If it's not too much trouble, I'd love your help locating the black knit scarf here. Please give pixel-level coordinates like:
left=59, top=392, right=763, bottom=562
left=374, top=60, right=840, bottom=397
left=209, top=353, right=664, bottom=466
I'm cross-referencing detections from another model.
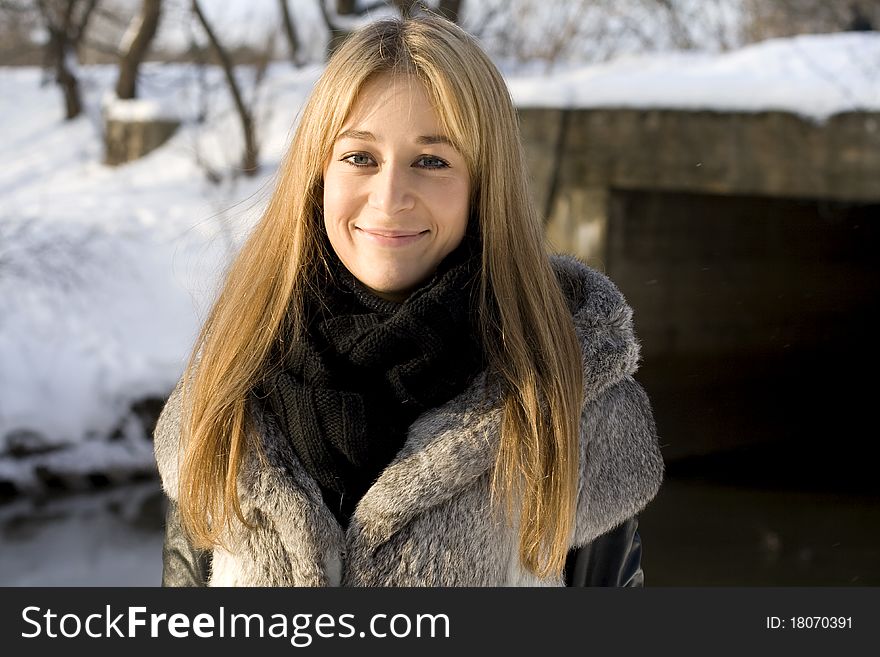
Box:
left=262, top=237, right=485, bottom=528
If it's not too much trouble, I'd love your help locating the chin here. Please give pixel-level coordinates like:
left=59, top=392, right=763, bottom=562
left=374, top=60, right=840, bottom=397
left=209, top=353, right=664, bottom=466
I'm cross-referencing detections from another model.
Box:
left=360, top=266, right=423, bottom=294
left=369, top=278, right=415, bottom=296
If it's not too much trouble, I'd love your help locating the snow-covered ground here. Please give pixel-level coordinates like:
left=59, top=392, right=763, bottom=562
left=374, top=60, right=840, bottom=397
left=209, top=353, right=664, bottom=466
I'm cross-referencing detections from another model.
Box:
left=1, top=31, right=878, bottom=494
left=0, top=62, right=323, bottom=492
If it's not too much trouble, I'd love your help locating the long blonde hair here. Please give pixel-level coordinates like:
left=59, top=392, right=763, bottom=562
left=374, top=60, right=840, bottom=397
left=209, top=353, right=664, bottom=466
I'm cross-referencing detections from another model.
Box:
left=177, top=14, right=583, bottom=579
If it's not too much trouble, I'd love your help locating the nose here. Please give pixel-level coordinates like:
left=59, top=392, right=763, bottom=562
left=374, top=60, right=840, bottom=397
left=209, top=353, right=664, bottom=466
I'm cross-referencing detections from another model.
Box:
left=368, top=164, right=415, bottom=216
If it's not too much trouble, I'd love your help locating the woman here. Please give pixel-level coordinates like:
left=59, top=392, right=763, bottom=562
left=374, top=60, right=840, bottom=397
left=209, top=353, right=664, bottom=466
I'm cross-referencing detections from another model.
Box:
left=154, top=14, right=664, bottom=587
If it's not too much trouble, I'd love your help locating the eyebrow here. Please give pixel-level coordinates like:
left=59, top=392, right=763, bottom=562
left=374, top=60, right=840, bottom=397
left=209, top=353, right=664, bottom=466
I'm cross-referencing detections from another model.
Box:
left=336, top=129, right=455, bottom=147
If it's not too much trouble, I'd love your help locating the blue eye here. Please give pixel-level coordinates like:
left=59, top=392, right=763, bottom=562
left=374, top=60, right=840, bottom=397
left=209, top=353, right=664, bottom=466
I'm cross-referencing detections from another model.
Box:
left=417, top=155, right=449, bottom=169
left=342, top=153, right=374, bottom=167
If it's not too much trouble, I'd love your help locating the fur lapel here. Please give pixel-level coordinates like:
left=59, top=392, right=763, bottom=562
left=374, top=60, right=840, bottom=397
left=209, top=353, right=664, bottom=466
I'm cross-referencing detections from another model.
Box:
left=153, top=255, right=663, bottom=586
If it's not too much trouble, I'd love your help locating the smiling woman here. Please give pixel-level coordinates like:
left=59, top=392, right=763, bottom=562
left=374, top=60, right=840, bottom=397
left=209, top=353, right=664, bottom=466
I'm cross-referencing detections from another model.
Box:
left=153, top=13, right=663, bottom=587
left=323, top=74, right=471, bottom=302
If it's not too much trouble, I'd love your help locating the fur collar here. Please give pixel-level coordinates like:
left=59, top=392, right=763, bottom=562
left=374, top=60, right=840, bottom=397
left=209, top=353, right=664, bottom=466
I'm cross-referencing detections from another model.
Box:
left=153, top=255, right=663, bottom=585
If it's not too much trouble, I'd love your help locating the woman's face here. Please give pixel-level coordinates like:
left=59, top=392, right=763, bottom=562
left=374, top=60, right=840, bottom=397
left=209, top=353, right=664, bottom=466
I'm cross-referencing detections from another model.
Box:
left=322, top=73, right=471, bottom=302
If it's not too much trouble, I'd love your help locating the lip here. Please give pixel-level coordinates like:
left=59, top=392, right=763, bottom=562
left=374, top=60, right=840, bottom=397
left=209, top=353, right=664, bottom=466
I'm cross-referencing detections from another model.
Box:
left=356, top=226, right=428, bottom=247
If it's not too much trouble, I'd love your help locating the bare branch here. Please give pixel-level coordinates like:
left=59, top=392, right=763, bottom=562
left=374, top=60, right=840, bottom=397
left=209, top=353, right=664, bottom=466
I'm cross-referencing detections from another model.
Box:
left=466, top=0, right=503, bottom=39
left=90, top=3, right=131, bottom=29
left=35, top=0, right=93, bottom=119
left=191, top=0, right=259, bottom=175
left=71, top=0, right=99, bottom=43
left=317, top=0, right=351, bottom=57
left=80, top=35, right=122, bottom=57
left=277, top=0, right=299, bottom=65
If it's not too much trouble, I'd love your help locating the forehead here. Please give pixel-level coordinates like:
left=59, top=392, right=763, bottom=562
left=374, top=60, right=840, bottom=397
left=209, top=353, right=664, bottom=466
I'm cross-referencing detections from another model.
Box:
left=338, top=73, right=442, bottom=135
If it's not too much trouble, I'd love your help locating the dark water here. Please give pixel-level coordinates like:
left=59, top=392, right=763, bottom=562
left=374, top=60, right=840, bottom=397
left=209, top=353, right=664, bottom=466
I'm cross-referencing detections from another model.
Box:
left=640, top=478, right=880, bottom=586
left=633, top=351, right=880, bottom=585
left=607, top=188, right=880, bottom=584
left=0, top=481, right=165, bottom=586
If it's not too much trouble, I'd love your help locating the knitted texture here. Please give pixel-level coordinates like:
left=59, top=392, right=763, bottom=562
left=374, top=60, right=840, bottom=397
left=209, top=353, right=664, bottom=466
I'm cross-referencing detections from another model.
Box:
left=263, top=238, right=485, bottom=528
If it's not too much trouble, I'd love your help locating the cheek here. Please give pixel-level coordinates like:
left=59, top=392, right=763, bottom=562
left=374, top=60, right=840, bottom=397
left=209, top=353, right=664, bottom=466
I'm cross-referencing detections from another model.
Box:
left=322, top=175, right=351, bottom=258
left=439, top=179, right=470, bottom=237
left=322, top=182, right=360, bottom=256
left=322, top=173, right=344, bottom=220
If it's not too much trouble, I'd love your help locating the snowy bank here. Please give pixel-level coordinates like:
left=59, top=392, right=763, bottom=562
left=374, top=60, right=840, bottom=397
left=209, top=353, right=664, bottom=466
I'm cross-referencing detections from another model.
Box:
left=0, top=62, right=321, bottom=494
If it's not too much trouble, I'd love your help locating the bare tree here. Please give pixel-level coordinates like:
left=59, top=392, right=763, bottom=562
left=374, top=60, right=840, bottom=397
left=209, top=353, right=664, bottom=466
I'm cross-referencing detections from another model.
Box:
left=115, top=0, right=161, bottom=99
left=651, top=0, right=696, bottom=49
left=35, top=0, right=99, bottom=120
left=191, top=0, right=260, bottom=176
left=0, top=1, right=43, bottom=65
left=277, top=0, right=300, bottom=65
left=742, top=0, right=879, bottom=42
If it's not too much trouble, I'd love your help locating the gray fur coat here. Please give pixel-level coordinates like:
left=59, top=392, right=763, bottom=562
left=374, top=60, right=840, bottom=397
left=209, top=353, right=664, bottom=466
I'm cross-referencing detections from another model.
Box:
left=153, top=255, right=664, bottom=586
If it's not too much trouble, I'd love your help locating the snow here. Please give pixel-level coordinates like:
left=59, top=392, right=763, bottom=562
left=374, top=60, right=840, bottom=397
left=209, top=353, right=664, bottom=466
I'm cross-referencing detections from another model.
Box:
left=509, top=32, right=880, bottom=121
left=0, top=62, right=321, bottom=489
left=1, top=31, right=878, bottom=491
left=102, top=94, right=181, bottom=122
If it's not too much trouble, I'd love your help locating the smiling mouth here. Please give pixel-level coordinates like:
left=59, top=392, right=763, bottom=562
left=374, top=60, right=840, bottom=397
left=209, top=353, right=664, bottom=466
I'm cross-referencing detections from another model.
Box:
left=357, top=227, right=429, bottom=238
left=355, top=227, right=429, bottom=246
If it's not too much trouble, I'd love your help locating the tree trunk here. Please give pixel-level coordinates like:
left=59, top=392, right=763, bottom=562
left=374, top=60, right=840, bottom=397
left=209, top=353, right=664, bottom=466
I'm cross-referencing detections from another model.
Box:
left=58, top=49, right=82, bottom=119
left=191, top=0, right=258, bottom=175
left=115, top=0, right=162, bottom=99
left=278, top=0, right=299, bottom=64
left=37, top=0, right=99, bottom=120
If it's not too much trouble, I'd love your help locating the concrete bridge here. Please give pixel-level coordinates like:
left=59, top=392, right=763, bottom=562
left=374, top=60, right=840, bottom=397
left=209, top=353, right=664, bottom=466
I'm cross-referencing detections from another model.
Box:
left=521, top=108, right=880, bottom=475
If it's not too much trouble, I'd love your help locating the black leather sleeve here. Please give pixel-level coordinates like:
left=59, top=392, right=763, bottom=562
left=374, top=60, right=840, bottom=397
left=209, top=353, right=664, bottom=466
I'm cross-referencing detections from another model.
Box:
left=161, top=499, right=211, bottom=587
left=564, top=516, right=644, bottom=587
